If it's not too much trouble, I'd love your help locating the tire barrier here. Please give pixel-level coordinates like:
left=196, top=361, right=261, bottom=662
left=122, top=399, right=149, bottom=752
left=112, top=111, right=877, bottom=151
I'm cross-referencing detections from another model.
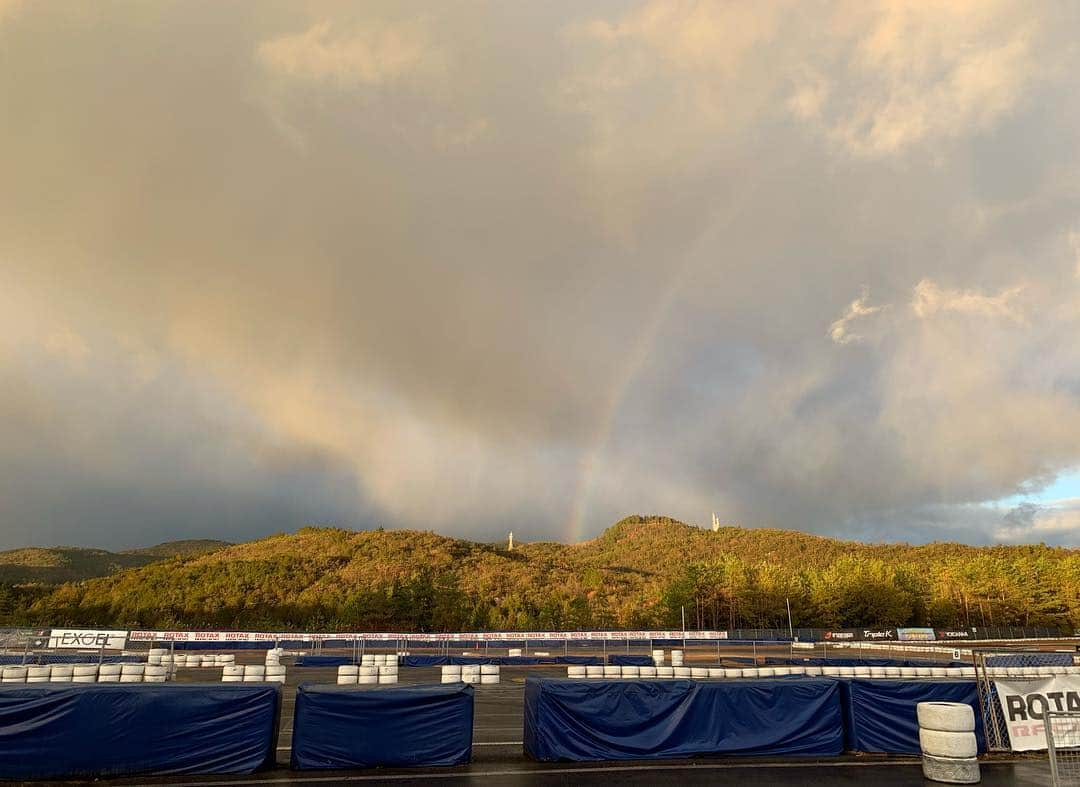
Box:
left=1, top=663, right=173, bottom=684
left=290, top=683, right=474, bottom=769
left=0, top=684, right=280, bottom=780
left=439, top=664, right=499, bottom=685
left=917, top=701, right=980, bottom=783
left=524, top=677, right=844, bottom=761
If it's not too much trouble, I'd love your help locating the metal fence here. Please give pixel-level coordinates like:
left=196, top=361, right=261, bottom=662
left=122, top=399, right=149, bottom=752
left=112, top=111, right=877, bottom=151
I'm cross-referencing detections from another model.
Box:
left=972, top=647, right=1079, bottom=752
left=1048, top=712, right=1080, bottom=785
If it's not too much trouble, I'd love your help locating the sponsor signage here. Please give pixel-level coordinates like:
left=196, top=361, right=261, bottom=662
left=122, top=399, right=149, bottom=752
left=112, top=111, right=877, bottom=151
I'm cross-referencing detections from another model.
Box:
left=896, top=627, right=936, bottom=642
left=48, top=629, right=127, bottom=650
left=862, top=629, right=896, bottom=640
left=994, top=676, right=1080, bottom=751
left=128, top=629, right=730, bottom=643
left=936, top=629, right=973, bottom=640
left=823, top=628, right=897, bottom=641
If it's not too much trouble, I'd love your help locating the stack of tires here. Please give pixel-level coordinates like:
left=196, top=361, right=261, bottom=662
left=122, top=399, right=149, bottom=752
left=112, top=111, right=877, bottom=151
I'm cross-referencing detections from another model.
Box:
left=651, top=649, right=664, bottom=666
left=441, top=665, right=462, bottom=683
left=670, top=650, right=684, bottom=667
left=917, top=702, right=980, bottom=784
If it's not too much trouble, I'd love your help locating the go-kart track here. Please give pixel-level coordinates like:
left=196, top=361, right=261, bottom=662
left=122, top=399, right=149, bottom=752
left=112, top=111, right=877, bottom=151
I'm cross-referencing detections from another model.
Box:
left=21, top=637, right=1067, bottom=786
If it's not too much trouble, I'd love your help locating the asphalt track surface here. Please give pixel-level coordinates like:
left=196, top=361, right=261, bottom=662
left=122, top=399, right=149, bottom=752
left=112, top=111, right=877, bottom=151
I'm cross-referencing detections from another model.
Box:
left=62, top=642, right=1076, bottom=785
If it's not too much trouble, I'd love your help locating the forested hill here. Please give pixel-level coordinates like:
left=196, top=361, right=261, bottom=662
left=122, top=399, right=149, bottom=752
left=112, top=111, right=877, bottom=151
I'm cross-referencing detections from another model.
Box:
left=0, top=540, right=230, bottom=584
left=6, top=517, right=1080, bottom=632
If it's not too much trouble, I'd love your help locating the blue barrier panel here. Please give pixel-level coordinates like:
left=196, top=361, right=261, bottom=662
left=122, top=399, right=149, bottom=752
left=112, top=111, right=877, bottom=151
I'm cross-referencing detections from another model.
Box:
left=987, top=653, right=1072, bottom=667
left=291, top=683, right=474, bottom=769
left=293, top=655, right=355, bottom=667
left=523, top=678, right=843, bottom=761
left=608, top=655, right=654, bottom=667
left=404, top=655, right=448, bottom=666
left=841, top=678, right=984, bottom=754
left=0, top=683, right=279, bottom=780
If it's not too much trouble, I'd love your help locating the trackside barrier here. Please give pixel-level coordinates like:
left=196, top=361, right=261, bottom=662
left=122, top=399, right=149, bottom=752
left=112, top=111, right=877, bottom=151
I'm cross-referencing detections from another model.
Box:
left=290, top=683, right=474, bottom=769
left=523, top=678, right=845, bottom=761
left=0, top=683, right=280, bottom=780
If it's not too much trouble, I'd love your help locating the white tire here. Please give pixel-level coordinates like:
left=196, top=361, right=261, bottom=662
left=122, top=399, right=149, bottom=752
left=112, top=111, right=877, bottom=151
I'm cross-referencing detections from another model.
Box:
left=586, top=666, right=604, bottom=678
left=361, top=655, right=375, bottom=664
left=244, top=665, right=265, bottom=678
left=27, top=666, right=51, bottom=680
left=707, top=668, right=724, bottom=678
left=50, top=667, right=74, bottom=681
left=567, top=666, right=587, bottom=678
left=724, top=668, right=742, bottom=678
left=837, top=667, right=855, bottom=677
left=73, top=666, right=98, bottom=678
left=921, top=753, right=980, bottom=784
left=919, top=729, right=977, bottom=759
left=916, top=667, right=933, bottom=677
left=822, top=667, right=841, bottom=676
left=885, top=667, right=901, bottom=677
left=118, top=674, right=142, bottom=683
left=358, top=666, right=378, bottom=677
left=480, top=674, right=500, bottom=684
left=266, top=665, right=286, bottom=677
left=854, top=667, right=871, bottom=677
left=242, top=675, right=263, bottom=682
left=222, top=674, right=243, bottom=682
left=757, top=668, right=775, bottom=678
left=480, top=664, right=499, bottom=675
left=805, top=666, right=823, bottom=676
left=622, top=667, right=640, bottom=678
left=773, top=667, right=791, bottom=676
left=98, top=674, right=121, bottom=682
left=99, top=664, right=122, bottom=676
left=2, top=667, right=28, bottom=680
left=378, top=674, right=398, bottom=684
left=339, top=665, right=359, bottom=677
left=120, top=665, right=143, bottom=676
left=603, top=666, right=620, bottom=678
left=462, top=674, right=479, bottom=684
left=640, top=666, right=657, bottom=678
left=917, top=702, right=975, bottom=733
left=145, top=666, right=167, bottom=679
left=900, top=667, right=918, bottom=677
left=357, top=675, right=378, bottom=684
left=740, top=668, right=758, bottom=678
left=690, top=668, right=708, bottom=679
left=931, top=667, right=949, bottom=677
left=656, top=667, right=674, bottom=678
left=674, top=667, right=692, bottom=678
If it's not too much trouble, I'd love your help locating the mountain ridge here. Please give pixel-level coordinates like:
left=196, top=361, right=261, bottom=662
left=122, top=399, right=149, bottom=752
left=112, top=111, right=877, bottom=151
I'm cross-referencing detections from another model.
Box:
left=4, top=516, right=1077, bottom=633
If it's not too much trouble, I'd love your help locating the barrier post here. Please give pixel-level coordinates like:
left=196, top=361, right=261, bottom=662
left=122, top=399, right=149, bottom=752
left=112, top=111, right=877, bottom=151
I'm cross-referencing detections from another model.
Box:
left=752, top=641, right=757, bottom=663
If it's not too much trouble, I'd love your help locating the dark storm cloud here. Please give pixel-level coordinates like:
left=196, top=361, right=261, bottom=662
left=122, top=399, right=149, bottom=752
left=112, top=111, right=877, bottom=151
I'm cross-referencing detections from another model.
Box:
left=2, top=0, right=1080, bottom=548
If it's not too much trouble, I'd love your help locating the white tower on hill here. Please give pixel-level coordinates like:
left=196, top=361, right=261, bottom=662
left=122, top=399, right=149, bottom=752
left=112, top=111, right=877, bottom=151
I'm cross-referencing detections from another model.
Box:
left=711, top=513, right=720, bottom=532
left=508, top=531, right=514, bottom=551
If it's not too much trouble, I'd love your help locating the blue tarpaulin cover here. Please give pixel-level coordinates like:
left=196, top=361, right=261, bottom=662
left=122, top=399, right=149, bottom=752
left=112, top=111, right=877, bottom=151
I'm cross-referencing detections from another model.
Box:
left=0, top=683, right=280, bottom=780
left=404, top=655, right=603, bottom=667
left=523, top=678, right=843, bottom=761
left=608, top=655, right=655, bottom=666
left=291, top=683, right=474, bottom=769
left=293, top=655, right=358, bottom=667
left=841, top=678, right=984, bottom=754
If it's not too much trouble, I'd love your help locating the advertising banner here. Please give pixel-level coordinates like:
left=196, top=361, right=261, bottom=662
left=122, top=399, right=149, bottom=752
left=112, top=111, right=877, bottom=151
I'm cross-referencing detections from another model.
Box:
left=128, top=630, right=730, bottom=643
left=936, top=629, right=974, bottom=640
left=896, top=627, right=936, bottom=642
left=48, top=629, right=128, bottom=650
left=994, top=675, right=1080, bottom=751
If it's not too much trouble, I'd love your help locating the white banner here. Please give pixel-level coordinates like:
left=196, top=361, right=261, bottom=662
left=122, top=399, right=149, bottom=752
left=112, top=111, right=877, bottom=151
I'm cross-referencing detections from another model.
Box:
left=994, top=675, right=1080, bottom=751
left=128, top=629, right=729, bottom=643
left=48, top=629, right=127, bottom=650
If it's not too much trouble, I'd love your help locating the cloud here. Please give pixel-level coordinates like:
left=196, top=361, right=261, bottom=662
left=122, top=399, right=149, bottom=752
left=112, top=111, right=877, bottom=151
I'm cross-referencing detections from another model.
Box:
left=995, top=499, right=1080, bottom=542
left=1, top=1, right=1080, bottom=549
left=911, top=278, right=1026, bottom=322
left=829, top=287, right=886, bottom=345
left=257, top=18, right=442, bottom=87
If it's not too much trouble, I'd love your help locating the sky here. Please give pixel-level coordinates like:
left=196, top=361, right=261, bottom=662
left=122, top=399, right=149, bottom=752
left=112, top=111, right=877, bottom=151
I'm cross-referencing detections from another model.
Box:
left=2, top=0, right=1080, bottom=550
